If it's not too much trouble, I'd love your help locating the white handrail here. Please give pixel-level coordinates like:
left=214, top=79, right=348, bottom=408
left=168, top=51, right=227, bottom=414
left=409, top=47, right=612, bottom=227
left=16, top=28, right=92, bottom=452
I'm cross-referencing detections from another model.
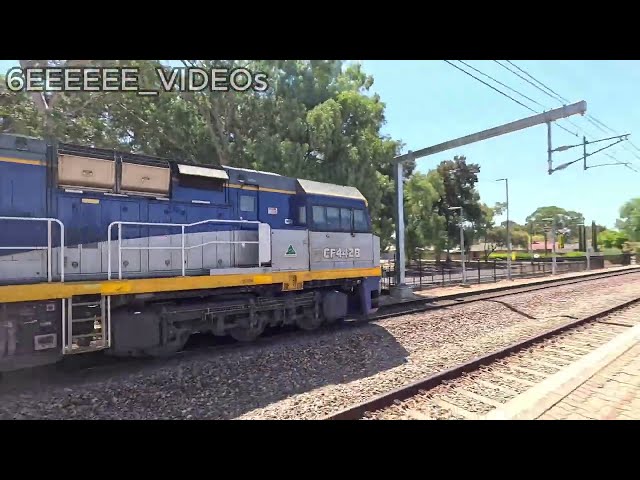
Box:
left=0, top=216, right=65, bottom=282
left=107, top=218, right=262, bottom=280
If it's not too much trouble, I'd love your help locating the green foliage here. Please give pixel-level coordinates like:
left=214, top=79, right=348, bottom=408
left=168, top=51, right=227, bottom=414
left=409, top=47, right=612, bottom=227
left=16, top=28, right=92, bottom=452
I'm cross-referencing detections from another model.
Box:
left=404, top=171, right=445, bottom=260
left=525, top=206, right=585, bottom=240
left=1, top=60, right=403, bottom=247
left=433, top=156, right=483, bottom=257
left=489, top=252, right=537, bottom=260
left=617, top=197, right=640, bottom=241
left=598, top=230, right=629, bottom=249
left=7, top=60, right=626, bottom=264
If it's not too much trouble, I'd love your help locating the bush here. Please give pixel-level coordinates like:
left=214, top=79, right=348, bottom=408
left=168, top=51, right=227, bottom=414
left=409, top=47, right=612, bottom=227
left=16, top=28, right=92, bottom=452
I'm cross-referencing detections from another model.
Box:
left=489, top=252, right=536, bottom=260
left=488, top=251, right=589, bottom=261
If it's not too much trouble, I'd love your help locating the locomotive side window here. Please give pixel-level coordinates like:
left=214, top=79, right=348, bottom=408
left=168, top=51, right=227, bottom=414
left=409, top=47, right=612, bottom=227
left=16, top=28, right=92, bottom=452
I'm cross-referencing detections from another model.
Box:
left=326, top=207, right=340, bottom=230
left=340, top=208, right=352, bottom=232
left=240, top=195, right=255, bottom=212
left=311, top=205, right=370, bottom=233
left=298, top=206, right=307, bottom=224
left=353, top=209, right=367, bottom=232
left=313, top=206, right=326, bottom=228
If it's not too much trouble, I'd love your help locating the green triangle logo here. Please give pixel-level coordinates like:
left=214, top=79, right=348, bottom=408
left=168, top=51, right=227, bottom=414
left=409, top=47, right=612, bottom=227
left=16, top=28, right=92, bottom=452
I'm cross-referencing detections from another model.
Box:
left=285, top=244, right=297, bottom=256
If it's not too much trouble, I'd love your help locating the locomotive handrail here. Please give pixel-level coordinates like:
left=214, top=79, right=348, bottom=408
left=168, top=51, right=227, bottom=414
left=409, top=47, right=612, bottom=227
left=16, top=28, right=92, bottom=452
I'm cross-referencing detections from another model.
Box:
left=107, top=218, right=262, bottom=280
left=0, top=216, right=65, bottom=282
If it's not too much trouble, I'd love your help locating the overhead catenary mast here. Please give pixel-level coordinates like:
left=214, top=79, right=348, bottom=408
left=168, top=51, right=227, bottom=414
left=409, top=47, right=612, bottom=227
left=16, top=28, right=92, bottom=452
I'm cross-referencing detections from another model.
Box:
left=391, top=101, right=588, bottom=297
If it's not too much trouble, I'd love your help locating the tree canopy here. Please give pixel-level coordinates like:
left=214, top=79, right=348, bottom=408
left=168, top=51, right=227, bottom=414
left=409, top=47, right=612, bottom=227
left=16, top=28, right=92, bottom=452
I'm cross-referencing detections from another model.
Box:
left=0, top=60, right=613, bottom=261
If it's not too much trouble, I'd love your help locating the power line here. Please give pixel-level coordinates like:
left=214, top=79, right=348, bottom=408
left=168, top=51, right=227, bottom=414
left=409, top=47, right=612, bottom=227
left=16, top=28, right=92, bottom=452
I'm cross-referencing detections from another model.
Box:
left=464, top=60, right=582, bottom=135
left=445, top=61, right=577, bottom=136
left=505, top=60, right=570, bottom=104
left=494, top=60, right=587, bottom=135
left=445, top=61, right=537, bottom=112
left=448, top=60, right=638, bottom=173
left=501, top=60, right=640, bottom=171
left=494, top=61, right=564, bottom=104
left=458, top=60, right=547, bottom=110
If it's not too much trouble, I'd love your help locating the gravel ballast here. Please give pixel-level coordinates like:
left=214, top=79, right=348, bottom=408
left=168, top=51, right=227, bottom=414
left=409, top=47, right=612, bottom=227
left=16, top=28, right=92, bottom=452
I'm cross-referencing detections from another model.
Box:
left=1, top=272, right=640, bottom=420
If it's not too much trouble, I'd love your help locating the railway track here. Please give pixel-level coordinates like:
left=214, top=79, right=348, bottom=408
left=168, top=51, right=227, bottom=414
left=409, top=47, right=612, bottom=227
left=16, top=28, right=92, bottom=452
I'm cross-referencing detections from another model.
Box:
left=325, top=295, right=640, bottom=420
left=52, top=267, right=640, bottom=371
left=2, top=267, right=640, bottom=419
left=2, top=267, right=638, bottom=392
left=375, top=267, right=640, bottom=319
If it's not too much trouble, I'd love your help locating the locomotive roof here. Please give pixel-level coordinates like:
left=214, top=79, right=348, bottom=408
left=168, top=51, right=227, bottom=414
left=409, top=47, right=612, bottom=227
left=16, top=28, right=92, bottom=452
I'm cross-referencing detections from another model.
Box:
left=0, top=133, right=367, bottom=203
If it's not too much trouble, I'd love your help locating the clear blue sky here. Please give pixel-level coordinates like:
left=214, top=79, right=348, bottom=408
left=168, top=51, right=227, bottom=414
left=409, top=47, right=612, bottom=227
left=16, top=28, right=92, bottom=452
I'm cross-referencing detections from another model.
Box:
left=358, top=60, right=640, bottom=229
left=2, top=60, right=638, bottom=228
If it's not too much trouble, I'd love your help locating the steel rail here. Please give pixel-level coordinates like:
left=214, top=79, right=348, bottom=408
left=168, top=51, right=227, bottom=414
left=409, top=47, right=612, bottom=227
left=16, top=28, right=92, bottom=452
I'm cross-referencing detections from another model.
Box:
left=324, top=295, right=640, bottom=420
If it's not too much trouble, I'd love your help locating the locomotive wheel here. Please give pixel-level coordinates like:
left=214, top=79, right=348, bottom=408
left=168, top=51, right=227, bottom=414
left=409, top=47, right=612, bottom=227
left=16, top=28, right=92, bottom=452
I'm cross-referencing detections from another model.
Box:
left=229, top=313, right=267, bottom=342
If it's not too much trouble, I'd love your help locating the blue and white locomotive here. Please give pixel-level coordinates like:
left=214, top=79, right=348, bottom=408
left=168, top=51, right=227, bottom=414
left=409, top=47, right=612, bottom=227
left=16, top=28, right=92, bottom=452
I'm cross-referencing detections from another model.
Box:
left=0, top=133, right=381, bottom=371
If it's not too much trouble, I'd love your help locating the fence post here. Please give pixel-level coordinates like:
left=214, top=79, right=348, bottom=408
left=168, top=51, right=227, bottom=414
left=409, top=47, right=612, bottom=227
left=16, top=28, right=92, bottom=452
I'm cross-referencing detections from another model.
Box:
left=418, top=257, right=423, bottom=290
left=493, top=260, right=496, bottom=281
left=477, top=260, right=480, bottom=284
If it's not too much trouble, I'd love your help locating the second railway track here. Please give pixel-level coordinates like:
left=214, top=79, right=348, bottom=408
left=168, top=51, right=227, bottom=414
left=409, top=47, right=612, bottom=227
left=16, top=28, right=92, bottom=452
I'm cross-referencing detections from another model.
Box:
left=326, top=295, right=640, bottom=420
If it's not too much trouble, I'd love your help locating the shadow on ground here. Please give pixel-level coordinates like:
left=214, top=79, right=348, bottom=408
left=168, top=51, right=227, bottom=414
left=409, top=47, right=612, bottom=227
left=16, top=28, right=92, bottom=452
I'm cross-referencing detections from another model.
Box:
left=0, top=322, right=409, bottom=420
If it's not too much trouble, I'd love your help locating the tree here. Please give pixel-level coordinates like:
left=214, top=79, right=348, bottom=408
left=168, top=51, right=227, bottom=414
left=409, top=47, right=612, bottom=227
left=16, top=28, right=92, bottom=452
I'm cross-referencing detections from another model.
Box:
left=404, top=170, right=445, bottom=260
left=2, top=60, right=403, bottom=247
left=434, top=156, right=482, bottom=261
left=617, top=198, right=640, bottom=242
left=598, top=230, right=629, bottom=250
left=525, top=206, right=585, bottom=241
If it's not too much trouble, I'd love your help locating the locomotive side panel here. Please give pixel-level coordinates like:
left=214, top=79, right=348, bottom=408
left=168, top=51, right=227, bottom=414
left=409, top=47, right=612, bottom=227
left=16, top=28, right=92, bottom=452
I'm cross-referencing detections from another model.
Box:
left=308, top=232, right=376, bottom=271
left=270, top=229, right=310, bottom=271
left=0, top=137, right=49, bottom=284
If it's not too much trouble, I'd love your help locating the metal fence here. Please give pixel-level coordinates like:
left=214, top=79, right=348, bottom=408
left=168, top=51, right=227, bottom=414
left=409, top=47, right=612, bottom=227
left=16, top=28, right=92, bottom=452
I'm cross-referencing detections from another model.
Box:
left=380, top=254, right=632, bottom=292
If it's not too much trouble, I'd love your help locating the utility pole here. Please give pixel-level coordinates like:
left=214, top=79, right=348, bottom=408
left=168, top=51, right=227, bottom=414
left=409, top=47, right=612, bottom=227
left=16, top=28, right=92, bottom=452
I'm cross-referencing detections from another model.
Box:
left=541, top=217, right=556, bottom=274
left=449, top=207, right=466, bottom=284
left=552, top=216, right=557, bottom=275
left=577, top=222, right=590, bottom=271
left=496, top=178, right=511, bottom=280
left=391, top=101, right=587, bottom=296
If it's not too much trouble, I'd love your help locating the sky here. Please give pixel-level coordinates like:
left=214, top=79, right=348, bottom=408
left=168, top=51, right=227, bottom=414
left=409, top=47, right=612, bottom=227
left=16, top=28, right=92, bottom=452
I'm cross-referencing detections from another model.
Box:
left=357, top=60, right=640, bottom=229
left=1, top=59, right=638, bottom=228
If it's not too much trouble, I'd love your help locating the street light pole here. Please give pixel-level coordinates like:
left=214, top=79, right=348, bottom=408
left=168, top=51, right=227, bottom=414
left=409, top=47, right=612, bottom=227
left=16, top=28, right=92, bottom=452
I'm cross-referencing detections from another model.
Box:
left=552, top=216, right=557, bottom=275
left=496, top=178, right=511, bottom=280
left=541, top=217, right=556, bottom=274
left=449, top=206, right=466, bottom=284
left=460, top=220, right=467, bottom=284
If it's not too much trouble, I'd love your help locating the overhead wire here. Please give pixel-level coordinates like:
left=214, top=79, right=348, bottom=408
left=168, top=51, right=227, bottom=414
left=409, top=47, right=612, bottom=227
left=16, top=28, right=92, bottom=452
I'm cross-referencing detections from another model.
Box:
left=444, top=60, right=577, bottom=137
left=502, top=60, right=640, bottom=164
left=498, top=60, right=640, bottom=172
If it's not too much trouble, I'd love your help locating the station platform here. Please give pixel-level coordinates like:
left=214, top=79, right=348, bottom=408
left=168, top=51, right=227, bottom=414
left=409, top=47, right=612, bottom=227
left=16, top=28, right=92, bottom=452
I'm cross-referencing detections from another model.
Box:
left=483, top=310, right=640, bottom=421
left=538, top=338, right=640, bottom=420
left=379, top=265, right=640, bottom=307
